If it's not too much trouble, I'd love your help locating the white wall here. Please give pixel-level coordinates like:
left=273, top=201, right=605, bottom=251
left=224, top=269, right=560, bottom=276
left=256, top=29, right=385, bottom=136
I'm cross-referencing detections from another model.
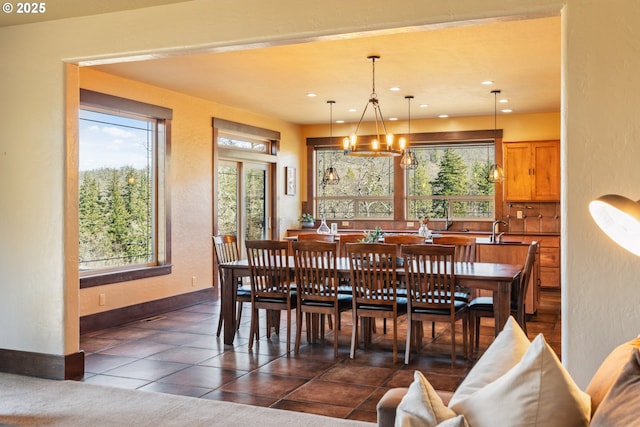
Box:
left=562, top=0, right=640, bottom=386
left=2, top=0, right=640, bottom=387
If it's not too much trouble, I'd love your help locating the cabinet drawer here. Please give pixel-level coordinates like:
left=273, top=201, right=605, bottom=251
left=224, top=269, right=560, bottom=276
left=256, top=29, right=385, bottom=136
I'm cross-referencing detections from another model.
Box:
left=539, top=247, right=559, bottom=267
left=537, top=235, right=560, bottom=247
left=540, top=266, right=560, bottom=288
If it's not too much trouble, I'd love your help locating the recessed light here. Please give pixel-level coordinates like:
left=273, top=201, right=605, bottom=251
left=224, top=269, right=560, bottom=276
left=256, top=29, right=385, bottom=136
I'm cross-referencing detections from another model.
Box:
left=439, top=114, right=449, bottom=118
left=306, top=93, right=317, bottom=97
left=336, top=120, right=345, bottom=124
left=389, top=117, right=398, bottom=121
left=501, top=109, right=513, bottom=113
left=499, top=99, right=509, bottom=103
left=481, top=80, right=494, bottom=85
left=390, top=87, right=400, bottom=91
left=419, top=104, right=429, bottom=108
left=348, top=108, right=357, bottom=113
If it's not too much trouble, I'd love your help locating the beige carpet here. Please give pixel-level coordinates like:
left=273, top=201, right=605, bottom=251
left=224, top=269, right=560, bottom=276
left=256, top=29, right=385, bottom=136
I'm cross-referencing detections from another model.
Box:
left=0, top=373, right=374, bottom=426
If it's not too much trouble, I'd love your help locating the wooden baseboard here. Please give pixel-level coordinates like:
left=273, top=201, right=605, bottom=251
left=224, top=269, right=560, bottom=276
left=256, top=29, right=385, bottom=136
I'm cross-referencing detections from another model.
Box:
left=80, top=287, right=216, bottom=334
left=0, top=288, right=215, bottom=381
left=0, top=349, right=85, bottom=380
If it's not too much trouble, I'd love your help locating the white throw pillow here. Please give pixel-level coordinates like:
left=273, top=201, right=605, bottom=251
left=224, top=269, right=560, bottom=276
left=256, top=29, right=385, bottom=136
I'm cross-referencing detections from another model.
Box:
left=450, top=334, right=591, bottom=427
left=395, top=371, right=465, bottom=427
left=448, top=316, right=530, bottom=407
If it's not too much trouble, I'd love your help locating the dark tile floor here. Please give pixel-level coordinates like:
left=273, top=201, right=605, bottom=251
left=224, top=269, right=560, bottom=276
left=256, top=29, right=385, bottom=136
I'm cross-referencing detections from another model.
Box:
left=80, top=289, right=561, bottom=423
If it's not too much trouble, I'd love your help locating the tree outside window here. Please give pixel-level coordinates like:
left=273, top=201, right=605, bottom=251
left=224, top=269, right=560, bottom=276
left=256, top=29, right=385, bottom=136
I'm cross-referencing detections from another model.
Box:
left=78, top=90, right=171, bottom=286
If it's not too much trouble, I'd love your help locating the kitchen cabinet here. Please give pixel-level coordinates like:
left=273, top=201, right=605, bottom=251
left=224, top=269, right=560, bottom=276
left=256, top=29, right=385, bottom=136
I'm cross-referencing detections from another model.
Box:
left=476, top=242, right=539, bottom=314
left=506, top=234, right=560, bottom=289
left=537, top=235, right=560, bottom=289
left=503, top=140, right=560, bottom=201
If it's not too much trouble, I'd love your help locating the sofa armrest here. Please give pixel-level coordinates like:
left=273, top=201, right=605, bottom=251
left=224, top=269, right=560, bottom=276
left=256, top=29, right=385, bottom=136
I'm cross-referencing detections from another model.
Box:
left=376, top=388, right=408, bottom=427
left=376, top=387, right=454, bottom=427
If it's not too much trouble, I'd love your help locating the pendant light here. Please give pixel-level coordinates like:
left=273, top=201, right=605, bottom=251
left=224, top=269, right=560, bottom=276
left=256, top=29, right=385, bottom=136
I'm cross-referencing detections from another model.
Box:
left=488, top=89, right=505, bottom=183
left=322, top=100, right=340, bottom=185
left=342, top=56, right=401, bottom=157
left=400, top=95, right=418, bottom=170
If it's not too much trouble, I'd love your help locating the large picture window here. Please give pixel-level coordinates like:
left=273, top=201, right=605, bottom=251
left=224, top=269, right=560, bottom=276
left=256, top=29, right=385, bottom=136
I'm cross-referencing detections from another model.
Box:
left=310, top=131, right=499, bottom=223
left=79, top=90, right=172, bottom=287
left=316, top=150, right=394, bottom=219
left=407, top=143, right=495, bottom=222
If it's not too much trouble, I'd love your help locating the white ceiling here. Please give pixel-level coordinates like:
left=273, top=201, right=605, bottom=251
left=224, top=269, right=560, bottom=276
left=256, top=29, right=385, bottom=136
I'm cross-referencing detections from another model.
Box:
left=2, top=2, right=560, bottom=125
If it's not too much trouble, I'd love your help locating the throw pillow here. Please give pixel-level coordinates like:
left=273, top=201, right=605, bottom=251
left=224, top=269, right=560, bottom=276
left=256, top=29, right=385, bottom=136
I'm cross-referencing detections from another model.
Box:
left=590, top=348, right=640, bottom=426
left=395, top=371, right=465, bottom=427
left=448, top=316, right=530, bottom=407
left=450, top=334, right=591, bottom=427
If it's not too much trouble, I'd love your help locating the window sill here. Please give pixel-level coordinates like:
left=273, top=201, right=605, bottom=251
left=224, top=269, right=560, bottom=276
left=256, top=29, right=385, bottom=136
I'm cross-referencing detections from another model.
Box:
left=80, top=264, right=172, bottom=289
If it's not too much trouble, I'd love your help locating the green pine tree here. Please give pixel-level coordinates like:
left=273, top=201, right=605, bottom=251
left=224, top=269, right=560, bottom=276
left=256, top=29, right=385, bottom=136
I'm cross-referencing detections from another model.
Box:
left=430, top=148, right=469, bottom=217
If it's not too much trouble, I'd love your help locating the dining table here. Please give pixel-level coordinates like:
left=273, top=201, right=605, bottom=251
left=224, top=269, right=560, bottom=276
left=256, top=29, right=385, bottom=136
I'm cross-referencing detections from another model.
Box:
left=218, top=256, right=521, bottom=345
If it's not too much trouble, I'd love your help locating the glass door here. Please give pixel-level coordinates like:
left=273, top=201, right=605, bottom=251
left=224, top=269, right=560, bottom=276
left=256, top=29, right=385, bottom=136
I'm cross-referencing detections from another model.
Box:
left=217, top=160, right=270, bottom=257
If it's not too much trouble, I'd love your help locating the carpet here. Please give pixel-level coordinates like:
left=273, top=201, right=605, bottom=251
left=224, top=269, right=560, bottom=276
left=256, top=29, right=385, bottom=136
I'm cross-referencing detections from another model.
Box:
left=0, top=373, right=374, bottom=426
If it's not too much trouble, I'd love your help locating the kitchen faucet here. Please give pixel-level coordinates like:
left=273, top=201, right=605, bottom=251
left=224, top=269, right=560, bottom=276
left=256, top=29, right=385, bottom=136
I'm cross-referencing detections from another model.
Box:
left=491, top=219, right=508, bottom=243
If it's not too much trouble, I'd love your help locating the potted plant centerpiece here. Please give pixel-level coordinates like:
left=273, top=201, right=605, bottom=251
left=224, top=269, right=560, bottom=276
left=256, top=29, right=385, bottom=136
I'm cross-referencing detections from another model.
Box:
left=361, top=226, right=384, bottom=243
left=299, top=213, right=315, bottom=228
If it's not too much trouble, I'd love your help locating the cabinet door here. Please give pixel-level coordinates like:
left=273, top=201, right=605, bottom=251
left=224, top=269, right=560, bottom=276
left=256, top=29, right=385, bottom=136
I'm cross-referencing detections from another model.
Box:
left=532, top=142, right=561, bottom=200
left=504, top=143, right=532, bottom=201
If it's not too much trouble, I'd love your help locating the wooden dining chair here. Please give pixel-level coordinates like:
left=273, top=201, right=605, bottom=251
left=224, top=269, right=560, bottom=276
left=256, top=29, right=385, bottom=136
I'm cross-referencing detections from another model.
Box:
left=379, top=234, right=424, bottom=334
left=338, top=234, right=366, bottom=257
left=468, top=241, right=539, bottom=351
left=402, top=244, right=469, bottom=366
left=213, top=235, right=251, bottom=337
left=292, top=240, right=352, bottom=357
left=297, top=233, right=336, bottom=242
left=432, top=235, right=476, bottom=262
left=245, top=240, right=296, bottom=354
left=295, top=234, right=339, bottom=330
left=431, top=235, right=477, bottom=303
left=383, top=234, right=425, bottom=257
left=347, top=242, right=407, bottom=363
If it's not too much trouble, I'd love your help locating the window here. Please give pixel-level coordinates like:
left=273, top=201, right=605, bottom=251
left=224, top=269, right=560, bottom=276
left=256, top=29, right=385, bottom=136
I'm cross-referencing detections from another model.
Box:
left=310, top=130, right=499, bottom=223
left=213, top=118, right=280, bottom=255
left=79, top=90, right=172, bottom=287
left=316, top=150, right=394, bottom=219
left=407, top=143, right=496, bottom=222
left=218, top=134, right=269, bottom=153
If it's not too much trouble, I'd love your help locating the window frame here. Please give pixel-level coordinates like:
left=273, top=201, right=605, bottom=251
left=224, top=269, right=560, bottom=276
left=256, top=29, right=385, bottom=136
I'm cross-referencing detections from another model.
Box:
left=315, top=149, right=395, bottom=220
left=406, top=141, right=499, bottom=221
left=306, top=129, right=503, bottom=223
left=79, top=89, right=172, bottom=289
left=212, top=117, right=281, bottom=245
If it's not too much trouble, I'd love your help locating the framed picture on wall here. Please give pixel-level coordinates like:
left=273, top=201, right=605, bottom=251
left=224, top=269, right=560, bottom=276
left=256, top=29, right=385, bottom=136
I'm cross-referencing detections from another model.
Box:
left=286, top=166, right=296, bottom=195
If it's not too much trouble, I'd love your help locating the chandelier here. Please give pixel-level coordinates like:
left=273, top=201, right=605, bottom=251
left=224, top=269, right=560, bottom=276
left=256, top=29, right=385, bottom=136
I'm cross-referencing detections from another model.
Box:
left=342, top=56, right=402, bottom=157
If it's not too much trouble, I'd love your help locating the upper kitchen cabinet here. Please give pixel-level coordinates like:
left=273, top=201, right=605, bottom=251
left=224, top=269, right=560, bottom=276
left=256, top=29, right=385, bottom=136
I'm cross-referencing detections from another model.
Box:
left=503, top=140, right=560, bottom=201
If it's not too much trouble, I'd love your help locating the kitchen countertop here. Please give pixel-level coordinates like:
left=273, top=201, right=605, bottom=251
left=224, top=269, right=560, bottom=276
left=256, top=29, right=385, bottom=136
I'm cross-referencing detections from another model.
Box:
left=288, top=229, right=559, bottom=238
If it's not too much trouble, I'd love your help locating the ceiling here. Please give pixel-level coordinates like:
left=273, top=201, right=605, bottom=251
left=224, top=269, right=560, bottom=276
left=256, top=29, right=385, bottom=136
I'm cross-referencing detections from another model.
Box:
left=2, top=2, right=560, bottom=125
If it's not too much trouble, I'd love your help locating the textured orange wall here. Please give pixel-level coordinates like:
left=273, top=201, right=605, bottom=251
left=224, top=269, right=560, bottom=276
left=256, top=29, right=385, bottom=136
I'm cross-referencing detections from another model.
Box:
left=78, top=68, right=302, bottom=316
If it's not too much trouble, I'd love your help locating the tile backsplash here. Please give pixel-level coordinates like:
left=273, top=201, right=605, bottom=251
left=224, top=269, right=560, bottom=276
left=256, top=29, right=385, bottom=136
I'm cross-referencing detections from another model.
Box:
left=501, top=202, right=561, bottom=234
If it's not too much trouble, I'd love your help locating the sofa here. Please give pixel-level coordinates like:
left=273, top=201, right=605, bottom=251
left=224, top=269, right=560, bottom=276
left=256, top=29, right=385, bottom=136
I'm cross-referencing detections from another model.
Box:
left=377, top=317, right=640, bottom=426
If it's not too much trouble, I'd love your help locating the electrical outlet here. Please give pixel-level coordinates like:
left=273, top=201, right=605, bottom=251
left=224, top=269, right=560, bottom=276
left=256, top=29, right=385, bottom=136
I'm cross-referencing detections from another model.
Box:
left=341, top=221, right=349, bottom=226
left=517, top=210, right=524, bottom=219
left=98, top=293, right=106, bottom=306
left=192, top=276, right=197, bottom=287
left=407, top=222, right=414, bottom=228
